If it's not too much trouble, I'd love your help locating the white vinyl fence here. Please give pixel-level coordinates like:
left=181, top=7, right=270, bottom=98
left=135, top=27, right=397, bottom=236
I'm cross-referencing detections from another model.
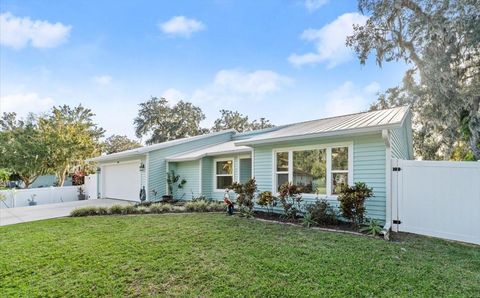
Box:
left=392, top=159, right=480, bottom=245
left=84, top=174, right=98, bottom=200
left=0, top=186, right=82, bottom=209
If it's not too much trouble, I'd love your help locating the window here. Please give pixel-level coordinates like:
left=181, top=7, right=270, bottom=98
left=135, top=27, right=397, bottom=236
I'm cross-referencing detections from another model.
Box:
left=331, top=147, right=349, bottom=194
left=215, top=159, right=233, bottom=190
left=274, top=145, right=351, bottom=196
left=275, top=152, right=289, bottom=190
left=293, top=149, right=326, bottom=194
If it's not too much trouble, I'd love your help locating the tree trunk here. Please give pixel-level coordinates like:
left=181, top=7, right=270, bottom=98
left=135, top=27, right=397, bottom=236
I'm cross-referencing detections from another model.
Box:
left=469, top=96, right=480, bottom=160
left=59, top=171, right=66, bottom=187
left=22, top=175, right=38, bottom=189
left=23, top=179, right=32, bottom=189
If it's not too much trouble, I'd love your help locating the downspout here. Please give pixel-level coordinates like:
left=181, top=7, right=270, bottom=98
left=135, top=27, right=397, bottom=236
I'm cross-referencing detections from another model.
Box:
left=382, top=129, right=392, bottom=240
left=145, top=153, right=150, bottom=201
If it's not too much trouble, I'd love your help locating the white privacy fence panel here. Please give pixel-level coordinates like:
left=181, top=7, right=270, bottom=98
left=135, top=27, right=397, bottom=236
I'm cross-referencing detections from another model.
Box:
left=392, top=159, right=480, bottom=245
left=0, top=186, right=82, bottom=209
left=85, top=174, right=98, bottom=200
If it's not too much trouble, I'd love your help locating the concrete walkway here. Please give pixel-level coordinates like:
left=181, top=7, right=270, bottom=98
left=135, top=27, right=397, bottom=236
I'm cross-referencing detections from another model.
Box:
left=0, top=199, right=134, bottom=226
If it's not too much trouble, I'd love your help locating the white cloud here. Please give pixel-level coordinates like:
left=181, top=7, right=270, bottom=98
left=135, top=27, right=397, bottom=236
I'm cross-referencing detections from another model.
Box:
left=93, top=75, right=112, bottom=85
left=161, top=88, right=186, bottom=105
left=1, top=93, right=54, bottom=116
left=364, top=81, right=381, bottom=94
left=0, top=12, right=71, bottom=49
left=322, top=81, right=377, bottom=117
left=159, top=16, right=205, bottom=37
left=192, top=69, right=292, bottom=105
left=304, top=0, right=329, bottom=12
left=288, top=12, right=368, bottom=68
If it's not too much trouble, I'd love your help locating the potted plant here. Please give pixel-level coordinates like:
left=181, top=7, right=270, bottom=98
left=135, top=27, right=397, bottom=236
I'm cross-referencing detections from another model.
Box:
left=28, top=194, right=38, bottom=206
left=164, top=170, right=186, bottom=202
left=77, top=187, right=87, bottom=200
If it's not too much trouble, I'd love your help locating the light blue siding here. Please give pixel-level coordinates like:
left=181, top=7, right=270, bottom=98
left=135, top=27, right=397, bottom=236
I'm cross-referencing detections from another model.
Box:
left=239, top=158, right=252, bottom=183
left=147, top=132, right=233, bottom=199
left=201, top=157, right=213, bottom=198
left=173, top=160, right=201, bottom=200
left=390, top=113, right=413, bottom=159
left=252, top=133, right=387, bottom=221
left=29, top=175, right=72, bottom=188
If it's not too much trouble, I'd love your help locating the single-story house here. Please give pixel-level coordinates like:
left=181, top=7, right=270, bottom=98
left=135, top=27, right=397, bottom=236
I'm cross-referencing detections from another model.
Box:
left=88, top=106, right=413, bottom=227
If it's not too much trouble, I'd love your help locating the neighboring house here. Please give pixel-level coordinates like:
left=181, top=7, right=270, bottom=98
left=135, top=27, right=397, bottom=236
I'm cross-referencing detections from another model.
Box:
left=88, top=106, right=413, bottom=225
left=13, top=175, right=73, bottom=189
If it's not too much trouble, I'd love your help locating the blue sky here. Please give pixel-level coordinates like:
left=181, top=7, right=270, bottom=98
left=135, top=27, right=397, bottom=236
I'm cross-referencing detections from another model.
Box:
left=0, top=0, right=407, bottom=141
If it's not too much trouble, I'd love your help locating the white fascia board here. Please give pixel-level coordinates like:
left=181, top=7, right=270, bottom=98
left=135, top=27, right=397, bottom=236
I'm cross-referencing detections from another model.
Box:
left=87, top=129, right=236, bottom=163
left=166, top=148, right=252, bottom=162
left=137, top=129, right=236, bottom=154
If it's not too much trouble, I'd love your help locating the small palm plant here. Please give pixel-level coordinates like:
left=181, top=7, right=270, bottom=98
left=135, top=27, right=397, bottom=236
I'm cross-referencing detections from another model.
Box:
left=300, top=212, right=317, bottom=228
left=360, top=219, right=382, bottom=236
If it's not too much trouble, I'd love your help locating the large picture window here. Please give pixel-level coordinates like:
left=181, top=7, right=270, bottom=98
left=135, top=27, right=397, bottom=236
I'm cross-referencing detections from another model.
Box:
left=274, top=145, right=351, bottom=196
left=293, top=149, right=326, bottom=194
left=215, top=159, right=233, bottom=190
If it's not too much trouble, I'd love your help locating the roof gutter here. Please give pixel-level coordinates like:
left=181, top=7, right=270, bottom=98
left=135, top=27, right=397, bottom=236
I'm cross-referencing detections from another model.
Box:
left=381, top=129, right=392, bottom=240
left=235, top=123, right=401, bottom=146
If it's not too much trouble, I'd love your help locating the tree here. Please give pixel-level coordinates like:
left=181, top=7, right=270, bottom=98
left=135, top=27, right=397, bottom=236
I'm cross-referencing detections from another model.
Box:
left=348, top=0, right=480, bottom=160
left=134, top=97, right=207, bottom=145
left=211, top=109, right=274, bottom=133
left=0, top=168, right=10, bottom=188
left=39, top=105, right=105, bottom=186
left=0, top=113, right=50, bottom=188
left=103, top=135, right=141, bottom=154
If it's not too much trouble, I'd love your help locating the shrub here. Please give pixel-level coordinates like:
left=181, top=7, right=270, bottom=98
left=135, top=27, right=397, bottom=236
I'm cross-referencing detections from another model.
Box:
left=360, top=219, right=383, bottom=236
left=123, top=205, right=137, bottom=214
left=230, top=178, right=257, bottom=212
left=278, top=182, right=303, bottom=220
left=167, top=170, right=187, bottom=198
left=257, top=191, right=277, bottom=214
left=149, top=203, right=172, bottom=214
left=192, top=194, right=211, bottom=202
left=136, top=206, right=149, bottom=214
left=185, top=200, right=209, bottom=212
left=208, top=201, right=226, bottom=212
left=337, top=182, right=373, bottom=227
left=238, top=206, right=254, bottom=218
left=109, top=204, right=126, bottom=215
left=171, top=205, right=185, bottom=213
left=306, top=199, right=337, bottom=226
left=96, top=206, right=109, bottom=215
left=70, top=207, right=99, bottom=217
left=135, top=201, right=153, bottom=208
left=300, top=212, right=316, bottom=228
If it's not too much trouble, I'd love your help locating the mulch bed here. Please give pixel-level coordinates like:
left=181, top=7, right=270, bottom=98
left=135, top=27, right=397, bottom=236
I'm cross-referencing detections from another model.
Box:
left=252, top=211, right=361, bottom=234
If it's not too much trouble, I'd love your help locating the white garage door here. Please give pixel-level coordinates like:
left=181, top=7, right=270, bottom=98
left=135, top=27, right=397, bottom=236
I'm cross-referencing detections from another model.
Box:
left=103, top=161, right=141, bottom=201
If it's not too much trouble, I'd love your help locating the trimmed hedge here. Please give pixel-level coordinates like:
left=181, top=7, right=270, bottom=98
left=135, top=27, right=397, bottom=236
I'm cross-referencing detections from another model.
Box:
left=70, top=200, right=226, bottom=217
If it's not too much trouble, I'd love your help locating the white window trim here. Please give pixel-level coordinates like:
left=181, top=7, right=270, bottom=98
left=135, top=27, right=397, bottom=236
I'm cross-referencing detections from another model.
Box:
left=213, top=157, right=235, bottom=192
left=272, top=142, right=353, bottom=197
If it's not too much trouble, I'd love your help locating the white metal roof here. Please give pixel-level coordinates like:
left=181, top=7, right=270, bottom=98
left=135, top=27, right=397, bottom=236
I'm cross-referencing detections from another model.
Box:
left=87, top=129, right=236, bottom=163
left=236, top=106, right=410, bottom=146
left=166, top=141, right=251, bottom=162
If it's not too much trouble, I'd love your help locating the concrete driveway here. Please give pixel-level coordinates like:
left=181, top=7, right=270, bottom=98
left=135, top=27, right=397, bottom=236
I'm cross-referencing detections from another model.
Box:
left=0, top=199, right=134, bottom=226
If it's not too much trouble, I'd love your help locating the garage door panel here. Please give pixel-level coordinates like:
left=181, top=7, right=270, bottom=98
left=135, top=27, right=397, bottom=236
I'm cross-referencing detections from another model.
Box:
left=103, top=162, right=141, bottom=201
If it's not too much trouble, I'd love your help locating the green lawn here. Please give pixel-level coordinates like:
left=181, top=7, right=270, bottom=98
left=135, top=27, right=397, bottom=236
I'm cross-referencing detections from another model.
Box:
left=1, top=214, right=479, bottom=297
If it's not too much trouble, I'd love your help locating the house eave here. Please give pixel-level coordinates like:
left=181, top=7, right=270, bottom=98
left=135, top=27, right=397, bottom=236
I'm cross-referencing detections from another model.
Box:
left=166, top=148, right=252, bottom=162
left=86, top=129, right=237, bottom=163
left=235, top=124, right=402, bottom=146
